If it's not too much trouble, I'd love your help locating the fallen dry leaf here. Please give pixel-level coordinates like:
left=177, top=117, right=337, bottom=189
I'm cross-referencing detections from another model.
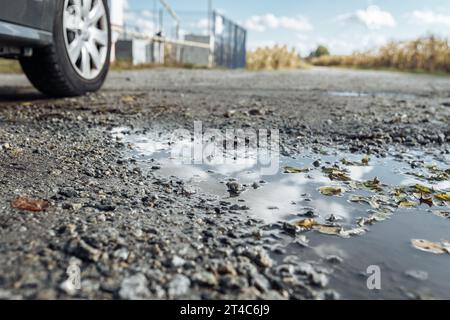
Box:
left=121, top=95, right=136, bottom=104
left=434, top=193, right=450, bottom=202
left=284, top=166, right=310, bottom=174
left=350, top=195, right=380, bottom=209
left=363, top=177, right=383, bottom=191
left=294, top=219, right=317, bottom=229
left=328, top=171, right=352, bottom=182
left=415, top=184, right=432, bottom=194
left=12, top=196, right=49, bottom=212
left=432, top=211, right=450, bottom=219
left=316, top=225, right=366, bottom=238
left=419, top=195, right=434, bottom=207
left=411, top=239, right=450, bottom=255
left=316, top=225, right=342, bottom=236
left=361, top=155, right=370, bottom=166
left=319, top=186, right=344, bottom=196
left=398, top=200, right=419, bottom=208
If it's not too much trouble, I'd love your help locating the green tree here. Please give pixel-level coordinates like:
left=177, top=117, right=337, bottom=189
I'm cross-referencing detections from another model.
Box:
left=310, top=45, right=330, bottom=58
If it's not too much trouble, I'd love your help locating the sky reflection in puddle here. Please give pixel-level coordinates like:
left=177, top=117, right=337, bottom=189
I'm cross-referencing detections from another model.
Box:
left=115, top=128, right=450, bottom=299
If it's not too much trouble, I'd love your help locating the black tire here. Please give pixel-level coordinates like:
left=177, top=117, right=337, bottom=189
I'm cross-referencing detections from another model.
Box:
left=20, top=0, right=111, bottom=97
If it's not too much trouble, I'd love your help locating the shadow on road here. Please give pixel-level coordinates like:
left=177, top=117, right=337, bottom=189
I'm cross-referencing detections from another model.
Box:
left=0, top=86, right=44, bottom=103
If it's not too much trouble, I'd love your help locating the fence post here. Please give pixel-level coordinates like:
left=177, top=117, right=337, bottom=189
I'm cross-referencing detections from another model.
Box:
left=208, top=11, right=216, bottom=68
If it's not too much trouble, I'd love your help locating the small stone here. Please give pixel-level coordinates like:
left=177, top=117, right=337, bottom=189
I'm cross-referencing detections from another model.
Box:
left=229, top=204, right=249, bottom=211
left=251, top=274, right=271, bottom=292
left=226, top=181, right=243, bottom=196
left=170, top=255, right=186, bottom=268
left=167, top=274, right=191, bottom=297
left=58, top=188, right=78, bottom=198
left=254, top=250, right=273, bottom=269
left=66, top=239, right=101, bottom=262
left=296, top=262, right=315, bottom=276
left=119, top=274, right=150, bottom=300
left=193, top=272, right=218, bottom=287
left=326, top=255, right=343, bottom=264
left=312, top=160, right=321, bottom=167
left=95, top=204, right=116, bottom=212
left=248, top=109, right=263, bottom=116
left=310, top=272, right=329, bottom=288
left=282, top=222, right=298, bottom=236
left=113, top=248, right=130, bottom=261
left=325, top=214, right=343, bottom=222
left=405, top=270, right=428, bottom=281
left=293, top=235, right=309, bottom=247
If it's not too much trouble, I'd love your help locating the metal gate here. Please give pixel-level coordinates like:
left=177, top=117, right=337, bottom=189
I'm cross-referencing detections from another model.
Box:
left=213, top=12, right=247, bottom=69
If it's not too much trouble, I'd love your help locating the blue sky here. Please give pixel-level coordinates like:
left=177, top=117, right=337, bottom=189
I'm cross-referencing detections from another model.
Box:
left=125, top=0, right=450, bottom=55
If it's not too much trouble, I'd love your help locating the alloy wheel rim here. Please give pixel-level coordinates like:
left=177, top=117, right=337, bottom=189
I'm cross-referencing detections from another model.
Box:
left=63, top=0, right=108, bottom=80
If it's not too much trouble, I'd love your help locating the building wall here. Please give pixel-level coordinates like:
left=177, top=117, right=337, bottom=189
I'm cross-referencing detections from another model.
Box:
left=180, top=35, right=210, bottom=66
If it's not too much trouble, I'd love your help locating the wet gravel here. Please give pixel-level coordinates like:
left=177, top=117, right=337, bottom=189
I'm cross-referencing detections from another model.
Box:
left=0, top=67, right=449, bottom=300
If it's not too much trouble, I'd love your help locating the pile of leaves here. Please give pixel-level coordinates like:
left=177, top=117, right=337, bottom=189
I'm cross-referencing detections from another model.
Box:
left=282, top=155, right=450, bottom=239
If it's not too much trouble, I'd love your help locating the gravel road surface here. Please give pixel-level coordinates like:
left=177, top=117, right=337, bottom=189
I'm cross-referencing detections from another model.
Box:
left=0, top=67, right=449, bottom=299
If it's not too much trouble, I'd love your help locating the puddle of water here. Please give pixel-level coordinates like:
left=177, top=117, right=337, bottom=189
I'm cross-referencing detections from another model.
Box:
left=326, top=91, right=418, bottom=99
left=114, top=128, right=450, bottom=299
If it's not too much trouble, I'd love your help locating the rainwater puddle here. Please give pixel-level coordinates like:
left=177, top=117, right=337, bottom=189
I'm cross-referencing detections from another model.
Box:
left=326, top=91, right=419, bottom=99
left=113, top=127, right=450, bottom=299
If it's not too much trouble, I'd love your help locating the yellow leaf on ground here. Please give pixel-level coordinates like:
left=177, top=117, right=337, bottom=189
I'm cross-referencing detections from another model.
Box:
left=319, top=186, right=344, bottom=196
left=328, top=171, right=352, bottom=181
left=435, top=193, right=450, bottom=201
left=399, top=200, right=419, bottom=208
left=411, top=239, right=450, bottom=255
left=415, top=184, right=432, bottom=194
left=294, top=219, right=317, bottom=229
left=284, top=166, right=310, bottom=174
left=121, top=95, right=136, bottom=104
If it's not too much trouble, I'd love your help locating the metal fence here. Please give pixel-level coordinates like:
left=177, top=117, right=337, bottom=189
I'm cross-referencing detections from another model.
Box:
left=117, top=7, right=247, bottom=69
left=213, top=12, right=247, bottom=69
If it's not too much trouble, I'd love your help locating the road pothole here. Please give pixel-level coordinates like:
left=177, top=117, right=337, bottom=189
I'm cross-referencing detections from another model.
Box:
left=113, top=127, right=450, bottom=299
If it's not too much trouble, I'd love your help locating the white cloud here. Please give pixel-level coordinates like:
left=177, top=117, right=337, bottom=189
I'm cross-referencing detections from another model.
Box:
left=295, top=33, right=390, bottom=56
left=337, top=5, right=396, bottom=30
left=244, top=14, right=313, bottom=32
left=410, top=10, right=450, bottom=27
left=195, top=18, right=209, bottom=30
left=124, top=11, right=156, bottom=35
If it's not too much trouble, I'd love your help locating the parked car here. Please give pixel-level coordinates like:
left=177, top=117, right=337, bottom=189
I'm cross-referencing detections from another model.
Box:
left=0, top=0, right=111, bottom=97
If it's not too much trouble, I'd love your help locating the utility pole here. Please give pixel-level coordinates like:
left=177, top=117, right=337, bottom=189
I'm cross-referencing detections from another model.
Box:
left=207, top=0, right=212, bottom=37
left=208, top=0, right=214, bottom=68
left=153, top=0, right=158, bottom=35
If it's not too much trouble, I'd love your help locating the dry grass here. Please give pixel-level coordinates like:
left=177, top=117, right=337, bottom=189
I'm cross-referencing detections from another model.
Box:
left=310, top=36, right=450, bottom=74
left=111, top=59, right=160, bottom=71
left=112, top=43, right=209, bottom=70
left=247, top=45, right=308, bottom=71
left=0, top=58, right=22, bottom=73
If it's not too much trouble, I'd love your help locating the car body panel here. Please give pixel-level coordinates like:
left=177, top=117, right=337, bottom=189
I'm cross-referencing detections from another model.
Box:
left=0, top=20, right=52, bottom=46
left=0, top=0, right=56, bottom=46
left=0, top=0, right=55, bottom=31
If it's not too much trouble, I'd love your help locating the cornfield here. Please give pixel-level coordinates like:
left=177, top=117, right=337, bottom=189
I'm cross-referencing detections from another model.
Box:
left=311, top=36, right=450, bottom=74
left=247, top=45, right=307, bottom=71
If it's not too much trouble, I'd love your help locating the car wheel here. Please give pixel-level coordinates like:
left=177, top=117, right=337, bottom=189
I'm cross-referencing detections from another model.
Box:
left=20, top=0, right=111, bottom=97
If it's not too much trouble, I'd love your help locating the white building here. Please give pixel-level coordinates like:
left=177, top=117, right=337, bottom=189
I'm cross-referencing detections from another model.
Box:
left=109, top=0, right=125, bottom=62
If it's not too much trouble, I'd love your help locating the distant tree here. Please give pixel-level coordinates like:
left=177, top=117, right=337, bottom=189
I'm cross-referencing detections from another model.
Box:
left=309, top=45, right=330, bottom=58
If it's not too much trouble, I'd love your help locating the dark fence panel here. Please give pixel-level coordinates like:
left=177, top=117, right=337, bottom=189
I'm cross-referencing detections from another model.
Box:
left=213, top=12, right=246, bottom=69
